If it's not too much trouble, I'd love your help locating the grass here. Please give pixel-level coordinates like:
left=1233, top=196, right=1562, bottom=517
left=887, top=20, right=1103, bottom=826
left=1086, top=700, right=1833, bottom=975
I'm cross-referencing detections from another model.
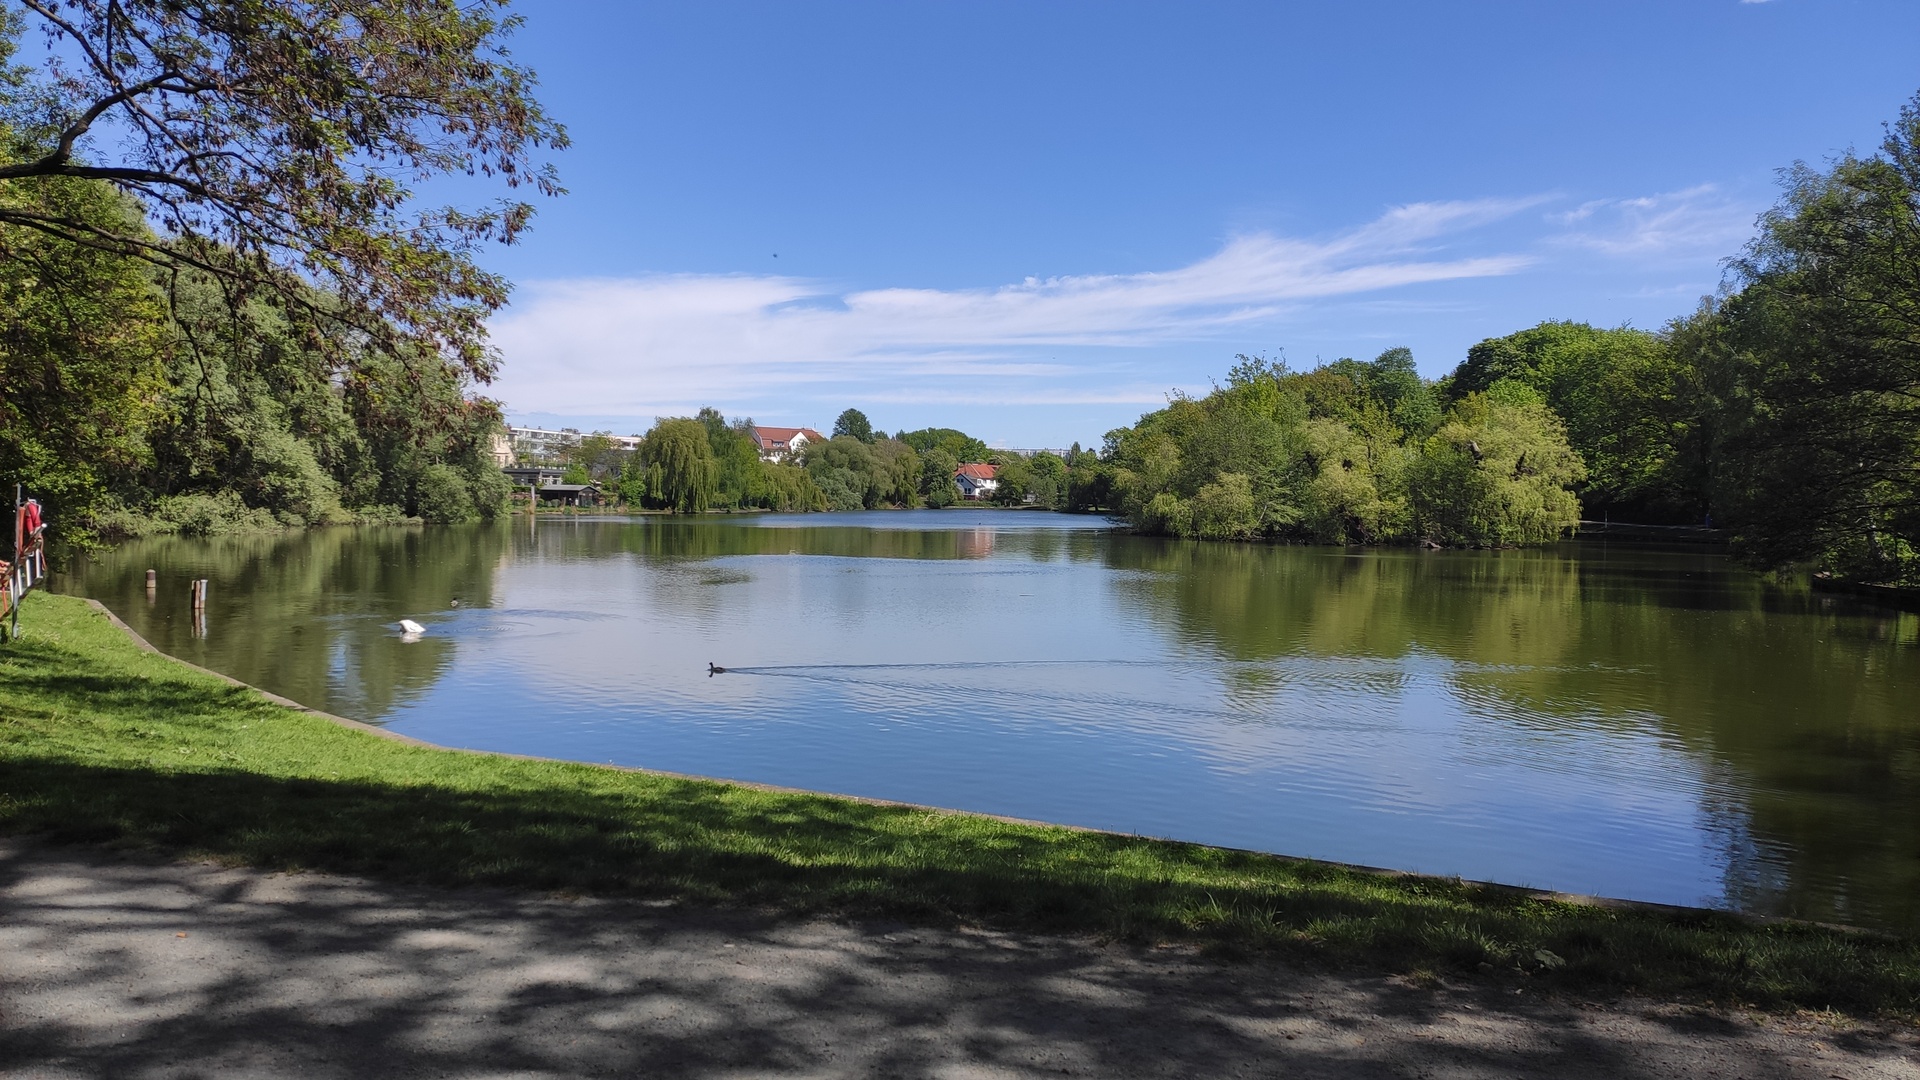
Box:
left=2, top=591, right=1917, bottom=1021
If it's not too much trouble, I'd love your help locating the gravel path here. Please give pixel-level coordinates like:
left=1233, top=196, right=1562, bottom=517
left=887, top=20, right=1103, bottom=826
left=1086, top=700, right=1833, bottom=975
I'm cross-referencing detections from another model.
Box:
left=2, top=839, right=1914, bottom=1079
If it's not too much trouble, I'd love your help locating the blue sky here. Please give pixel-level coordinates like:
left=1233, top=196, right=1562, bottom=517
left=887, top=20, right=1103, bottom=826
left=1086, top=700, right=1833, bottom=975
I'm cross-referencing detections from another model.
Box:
left=479, top=0, right=1920, bottom=447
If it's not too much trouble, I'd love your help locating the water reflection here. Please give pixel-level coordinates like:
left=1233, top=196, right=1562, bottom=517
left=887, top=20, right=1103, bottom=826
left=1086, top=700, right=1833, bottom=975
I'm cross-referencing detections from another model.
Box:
left=58, top=513, right=1920, bottom=933
left=1103, top=539, right=1920, bottom=930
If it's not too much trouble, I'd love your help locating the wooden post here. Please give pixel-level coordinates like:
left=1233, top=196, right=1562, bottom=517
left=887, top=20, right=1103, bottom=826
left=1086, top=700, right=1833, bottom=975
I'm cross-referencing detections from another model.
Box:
left=146, top=569, right=157, bottom=589
left=190, top=579, right=207, bottom=610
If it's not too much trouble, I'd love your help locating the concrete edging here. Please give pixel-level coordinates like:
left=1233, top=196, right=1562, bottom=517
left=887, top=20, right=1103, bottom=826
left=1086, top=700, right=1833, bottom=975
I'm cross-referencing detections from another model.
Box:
left=76, top=597, right=1882, bottom=937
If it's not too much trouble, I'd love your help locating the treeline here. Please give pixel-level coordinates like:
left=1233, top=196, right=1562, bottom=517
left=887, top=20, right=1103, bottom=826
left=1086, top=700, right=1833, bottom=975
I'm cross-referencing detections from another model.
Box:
left=1096, top=351, right=1584, bottom=547
left=1, top=178, right=512, bottom=545
left=1099, top=91, right=1920, bottom=585
left=593, top=408, right=1107, bottom=515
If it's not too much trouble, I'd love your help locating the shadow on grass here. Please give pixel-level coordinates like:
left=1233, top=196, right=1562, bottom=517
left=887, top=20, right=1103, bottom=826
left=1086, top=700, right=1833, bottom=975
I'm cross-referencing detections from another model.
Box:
left=4, top=755, right=1919, bottom=1019
left=9, top=841, right=1873, bottom=1080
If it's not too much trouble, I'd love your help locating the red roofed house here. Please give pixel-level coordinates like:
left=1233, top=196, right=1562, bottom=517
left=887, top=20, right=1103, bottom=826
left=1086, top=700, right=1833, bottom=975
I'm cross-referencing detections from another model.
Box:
left=748, top=425, right=825, bottom=463
left=955, top=462, right=999, bottom=500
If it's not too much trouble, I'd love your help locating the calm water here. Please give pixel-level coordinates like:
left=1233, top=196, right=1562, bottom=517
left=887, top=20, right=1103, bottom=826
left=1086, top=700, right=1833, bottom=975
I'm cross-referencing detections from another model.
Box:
left=57, top=511, right=1920, bottom=932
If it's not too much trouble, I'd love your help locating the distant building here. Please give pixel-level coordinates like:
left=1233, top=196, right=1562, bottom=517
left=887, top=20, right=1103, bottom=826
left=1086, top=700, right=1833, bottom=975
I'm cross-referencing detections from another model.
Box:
left=488, top=428, right=514, bottom=468
left=955, top=463, right=1000, bottom=500
left=537, top=483, right=601, bottom=506
left=503, top=465, right=566, bottom=489
left=506, top=426, right=642, bottom=461
left=748, top=425, right=825, bottom=463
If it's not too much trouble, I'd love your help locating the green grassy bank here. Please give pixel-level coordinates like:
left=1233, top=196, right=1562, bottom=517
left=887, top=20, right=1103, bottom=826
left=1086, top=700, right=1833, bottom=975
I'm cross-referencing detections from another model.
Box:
left=2, top=592, right=1916, bottom=1020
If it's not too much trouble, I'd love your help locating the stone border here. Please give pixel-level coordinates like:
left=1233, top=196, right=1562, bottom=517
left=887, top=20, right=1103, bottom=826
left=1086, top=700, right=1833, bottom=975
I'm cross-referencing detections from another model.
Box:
left=78, top=596, right=1888, bottom=938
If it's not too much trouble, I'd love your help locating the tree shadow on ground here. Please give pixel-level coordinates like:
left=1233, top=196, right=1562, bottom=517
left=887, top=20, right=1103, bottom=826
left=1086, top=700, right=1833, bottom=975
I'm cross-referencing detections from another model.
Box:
left=5, top=842, right=1910, bottom=1080
left=3, top=753, right=1919, bottom=1023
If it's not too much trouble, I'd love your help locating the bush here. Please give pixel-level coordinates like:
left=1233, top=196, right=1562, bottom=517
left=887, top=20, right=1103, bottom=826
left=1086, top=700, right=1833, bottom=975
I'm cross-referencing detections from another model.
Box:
left=155, top=492, right=282, bottom=537
left=465, top=464, right=513, bottom=521
left=413, top=463, right=477, bottom=524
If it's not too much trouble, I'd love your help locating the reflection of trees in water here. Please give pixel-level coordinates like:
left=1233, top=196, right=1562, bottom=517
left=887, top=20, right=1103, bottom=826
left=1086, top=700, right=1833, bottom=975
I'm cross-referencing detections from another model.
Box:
left=515, top=518, right=1106, bottom=565
left=1104, top=537, right=1920, bottom=930
left=64, top=525, right=508, bottom=722
left=510, top=519, right=1105, bottom=625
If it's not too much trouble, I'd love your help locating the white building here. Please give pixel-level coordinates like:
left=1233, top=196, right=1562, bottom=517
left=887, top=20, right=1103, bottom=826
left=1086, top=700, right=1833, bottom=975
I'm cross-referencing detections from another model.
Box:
left=748, top=425, right=825, bottom=463
left=506, top=426, right=642, bottom=461
left=955, top=463, right=999, bottom=500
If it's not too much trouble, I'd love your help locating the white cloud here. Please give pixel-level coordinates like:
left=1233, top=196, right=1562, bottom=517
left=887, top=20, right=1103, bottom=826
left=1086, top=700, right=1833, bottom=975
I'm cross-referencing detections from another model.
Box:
left=488, top=199, right=1539, bottom=418
left=1548, top=185, right=1760, bottom=260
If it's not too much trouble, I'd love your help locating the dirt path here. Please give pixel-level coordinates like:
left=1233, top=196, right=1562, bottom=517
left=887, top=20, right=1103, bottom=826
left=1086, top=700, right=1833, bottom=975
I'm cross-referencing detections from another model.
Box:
left=1, top=840, right=1914, bottom=1079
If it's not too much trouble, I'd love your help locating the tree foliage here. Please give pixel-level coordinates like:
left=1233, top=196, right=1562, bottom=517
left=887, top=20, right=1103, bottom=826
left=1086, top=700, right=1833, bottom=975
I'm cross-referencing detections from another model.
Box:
left=896, top=426, right=989, bottom=463
left=0, top=172, right=168, bottom=533
left=1103, top=352, right=1584, bottom=546
left=832, top=407, right=875, bottom=444
left=633, top=418, right=716, bottom=514
left=0, top=0, right=566, bottom=382
left=1692, top=101, right=1920, bottom=583
left=1452, top=322, right=1686, bottom=518
left=804, top=434, right=921, bottom=510
left=1435, top=90, right=1920, bottom=582
left=618, top=409, right=823, bottom=513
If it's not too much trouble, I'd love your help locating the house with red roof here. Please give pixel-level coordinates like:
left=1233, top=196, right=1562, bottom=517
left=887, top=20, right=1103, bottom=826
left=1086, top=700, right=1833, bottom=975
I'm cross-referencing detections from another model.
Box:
left=747, top=425, right=825, bottom=463
left=955, top=462, right=999, bottom=500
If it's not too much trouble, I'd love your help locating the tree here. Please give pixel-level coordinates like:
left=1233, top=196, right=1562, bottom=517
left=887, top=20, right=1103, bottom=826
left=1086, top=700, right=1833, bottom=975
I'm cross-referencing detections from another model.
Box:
left=832, top=407, right=875, bottom=444
left=1065, top=449, right=1112, bottom=511
left=1026, top=451, right=1069, bottom=509
left=1700, top=93, right=1920, bottom=583
left=1450, top=322, right=1685, bottom=518
left=566, top=432, right=628, bottom=481
left=1410, top=388, right=1585, bottom=547
left=0, top=0, right=566, bottom=382
left=633, top=419, right=716, bottom=514
left=805, top=435, right=883, bottom=509
left=918, top=447, right=959, bottom=507
left=897, top=426, right=989, bottom=463
left=0, top=171, right=168, bottom=542
left=1104, top=356, right=1583, bottom=546
left=869, top=437, right=921, bottom=506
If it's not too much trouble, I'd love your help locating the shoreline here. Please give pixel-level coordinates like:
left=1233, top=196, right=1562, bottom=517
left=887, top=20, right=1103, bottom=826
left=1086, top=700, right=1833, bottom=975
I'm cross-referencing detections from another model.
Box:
left=76, top=598, right=1877, bottom=939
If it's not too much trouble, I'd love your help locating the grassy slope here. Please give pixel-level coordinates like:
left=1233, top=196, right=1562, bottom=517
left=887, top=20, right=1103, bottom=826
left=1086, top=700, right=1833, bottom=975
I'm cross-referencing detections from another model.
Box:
left=1, top=592, right=1915, bottom=1019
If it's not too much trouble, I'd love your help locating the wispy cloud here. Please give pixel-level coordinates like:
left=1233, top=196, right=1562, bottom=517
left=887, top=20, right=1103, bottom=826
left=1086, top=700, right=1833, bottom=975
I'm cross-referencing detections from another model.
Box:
left=489, top=199, right=1539, bottom=419
left=1548, top=184, right=1760, bottom=260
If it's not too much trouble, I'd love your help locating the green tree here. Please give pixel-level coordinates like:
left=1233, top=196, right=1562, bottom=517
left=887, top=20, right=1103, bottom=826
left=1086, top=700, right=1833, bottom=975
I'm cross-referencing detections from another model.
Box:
left=804, top=436, right=877, bottom=510
left=869, top=438, right=922, bottom=507
left=1066, top=450, right=1114, bottom=512
left=1450, top=321, right=1685, bottom=518
left=0, top=0, right=566, bottom=384
left=567, top=432, right=628, bottom=481
left=1694, top=101, right=1920, bottom=583
left=0, top=174, right=169, bottom=544
left=832, top=408, right=876, bottom=444
left=1105, top=356, right=1581, bottom=547
left=1410, top=390, right=1586, bottom=547
left=918, top=447, right=960, bottom=507
left=988, top=453, right=1033, bottom=506
left=633, top=418, right=717, bottom=514
left=1027, top=451, right=1069, bottom=510
left=897, top=426, right=989, bottom=463
left=414, top=463, right=478, bottom=523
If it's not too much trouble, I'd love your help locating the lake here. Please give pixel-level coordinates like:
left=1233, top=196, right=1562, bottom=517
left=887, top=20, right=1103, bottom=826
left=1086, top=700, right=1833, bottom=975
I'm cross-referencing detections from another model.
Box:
left=56, top=510, right=1920, bottom=933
